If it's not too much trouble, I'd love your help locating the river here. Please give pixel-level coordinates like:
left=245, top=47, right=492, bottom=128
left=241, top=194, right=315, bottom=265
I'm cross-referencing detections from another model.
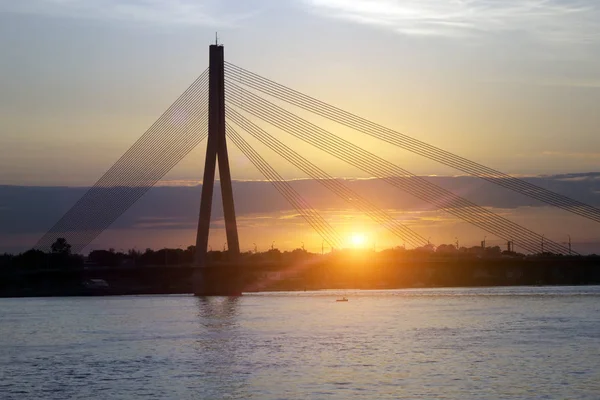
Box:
left=1, top=286, right=599, bottom=399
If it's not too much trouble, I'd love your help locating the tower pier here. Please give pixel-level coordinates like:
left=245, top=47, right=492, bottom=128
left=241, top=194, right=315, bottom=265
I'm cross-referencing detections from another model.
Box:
left=193, top=44, right=242, bottom=296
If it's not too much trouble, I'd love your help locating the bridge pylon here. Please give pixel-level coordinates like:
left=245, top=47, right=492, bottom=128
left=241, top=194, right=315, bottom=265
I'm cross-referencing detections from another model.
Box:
left=193, top=44, right=242, bottom=296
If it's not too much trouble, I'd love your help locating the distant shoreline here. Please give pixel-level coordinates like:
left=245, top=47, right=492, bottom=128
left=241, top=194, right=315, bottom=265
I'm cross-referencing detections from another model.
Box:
left=3, top=283, right=600, bottom=299
left=2, top=257, right=599, bottom=298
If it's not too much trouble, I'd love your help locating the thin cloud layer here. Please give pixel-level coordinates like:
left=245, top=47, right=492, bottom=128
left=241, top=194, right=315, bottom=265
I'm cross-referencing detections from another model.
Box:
left=1, top=173, right=599, bottom=235
left=0, top=0, right=255, bottom=26
left=542, top=151, right=600, bottom=160
left=1, top=174, right=600, bottom=253
left=301, top=0, right=600, bottom=43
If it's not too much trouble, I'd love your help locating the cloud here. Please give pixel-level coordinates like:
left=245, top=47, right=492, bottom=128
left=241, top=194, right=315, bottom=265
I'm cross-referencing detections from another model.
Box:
left=132, top=216, right=195, bottom=230
left=541, top=151, right=600, bottom=160
left=483, top=77, right=600, bottom=89
left=300, top=0, right=600, bottom=43
left=278, top=213, right=303, bottom=220
left=2, top=174, right=600, bottom=253
left=155, top=179, right=202, bottom=187
left=0, top=0, right=256, bottom=27
left=1, top=172, right=599, bottom=237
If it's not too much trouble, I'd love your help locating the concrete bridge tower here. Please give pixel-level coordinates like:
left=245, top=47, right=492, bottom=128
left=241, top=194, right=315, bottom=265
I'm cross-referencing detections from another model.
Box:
left=193, top=44, right=242, bottom=296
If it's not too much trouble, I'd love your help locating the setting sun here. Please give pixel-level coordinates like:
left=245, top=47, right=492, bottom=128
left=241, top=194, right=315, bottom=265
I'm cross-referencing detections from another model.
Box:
left=350, top=233, right=367, bottom=248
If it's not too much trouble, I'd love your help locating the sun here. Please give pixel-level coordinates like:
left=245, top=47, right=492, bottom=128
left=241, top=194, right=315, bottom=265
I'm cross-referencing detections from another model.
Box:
left=350, top=233, right=367, bottom=248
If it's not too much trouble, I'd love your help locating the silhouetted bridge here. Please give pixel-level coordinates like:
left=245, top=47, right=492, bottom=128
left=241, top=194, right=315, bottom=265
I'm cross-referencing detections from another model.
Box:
left=33, top=44, right=600, bottom=295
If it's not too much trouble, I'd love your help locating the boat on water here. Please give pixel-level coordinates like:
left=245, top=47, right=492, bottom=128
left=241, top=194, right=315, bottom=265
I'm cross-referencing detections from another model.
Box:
left=336, top=297, right=348, bottom=302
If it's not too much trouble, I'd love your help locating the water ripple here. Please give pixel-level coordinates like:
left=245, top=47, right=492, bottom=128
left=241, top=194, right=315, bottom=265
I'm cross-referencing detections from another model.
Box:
left=1, top=287, right=599, bottom=399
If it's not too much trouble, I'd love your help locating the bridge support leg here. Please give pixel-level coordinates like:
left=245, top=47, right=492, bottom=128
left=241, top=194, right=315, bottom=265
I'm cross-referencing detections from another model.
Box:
left=193, top=44, right=241, bottom=296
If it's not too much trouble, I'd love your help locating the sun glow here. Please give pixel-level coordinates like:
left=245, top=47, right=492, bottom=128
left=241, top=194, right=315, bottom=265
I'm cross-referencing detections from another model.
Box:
left=350, top=233, right=367, bottom=248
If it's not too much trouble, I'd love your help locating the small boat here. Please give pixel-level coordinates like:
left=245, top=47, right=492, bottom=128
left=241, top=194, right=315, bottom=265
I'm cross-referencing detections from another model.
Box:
left=336, top=297, right=348, bottom=302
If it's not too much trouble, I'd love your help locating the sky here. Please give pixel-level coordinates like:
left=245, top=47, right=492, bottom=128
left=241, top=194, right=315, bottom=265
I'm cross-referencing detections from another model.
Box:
left=1, top=0, right=600, bottom=253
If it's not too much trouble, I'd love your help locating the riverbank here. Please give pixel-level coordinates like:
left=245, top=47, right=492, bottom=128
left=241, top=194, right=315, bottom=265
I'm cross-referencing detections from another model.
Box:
left=1, top=256, right=599, bottom=297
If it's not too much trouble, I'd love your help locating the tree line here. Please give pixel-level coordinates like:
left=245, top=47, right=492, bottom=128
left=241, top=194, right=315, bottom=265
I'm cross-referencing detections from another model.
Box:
left=2, top=236, right=583, bottom=272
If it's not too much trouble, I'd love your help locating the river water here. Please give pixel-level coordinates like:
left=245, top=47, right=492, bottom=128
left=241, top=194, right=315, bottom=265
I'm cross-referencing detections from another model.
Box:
left=1, top=286, right=599, bottom=399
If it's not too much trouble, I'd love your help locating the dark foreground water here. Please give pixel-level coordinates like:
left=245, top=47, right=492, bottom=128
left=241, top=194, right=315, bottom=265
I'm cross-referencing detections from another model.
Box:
left=1, top=287, right=600, bottom=399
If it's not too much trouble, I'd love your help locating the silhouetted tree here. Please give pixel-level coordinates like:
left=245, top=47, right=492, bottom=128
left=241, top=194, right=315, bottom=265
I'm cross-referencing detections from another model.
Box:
left=51, top=238, right=71, bottom=255
left=19, top=249, right=49, bottom=270
left=415, top=244, right=435, bottom=253
left=485, top=246, right=502, bottom=256
left=436, top=244, right=458, bottom=254
left=0, top=253, right=13, bottom=269
left=88, top=250, right=121, bottom=267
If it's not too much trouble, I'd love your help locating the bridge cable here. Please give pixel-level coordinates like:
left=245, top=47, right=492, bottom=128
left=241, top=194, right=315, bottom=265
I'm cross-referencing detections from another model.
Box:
left=224, top=81, right=573, bottom=254
left=226, top=123, right=343, bottom=250
left=36, top=70, right=210, bottom=253
left=226, top=90, right=541, bottom=254
left=225, top=63, right=600, bottom=223
left=67, top=113, right=209, bottom=254
left=227, top=108, right=425, bottom=249
left=225, top=82, right=572, bottom=254
left=224, top=63, right=600, bottom=225
left=41, top=113, right=209, bottom=254
left=227, top=123, right=343, bottom=250
left=226, top=106, right=428, bottom=249
left=35, top=70, right=209, bottom=250
left=225, top=87, right=563, bottom=254
left=228, top=98, right=544, bottom=254
left=37, top=79, right=209, bottom=253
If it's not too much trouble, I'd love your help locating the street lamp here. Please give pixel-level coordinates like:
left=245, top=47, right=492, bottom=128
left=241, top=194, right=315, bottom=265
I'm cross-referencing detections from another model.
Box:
left=271, top=241, right=275, bottom=251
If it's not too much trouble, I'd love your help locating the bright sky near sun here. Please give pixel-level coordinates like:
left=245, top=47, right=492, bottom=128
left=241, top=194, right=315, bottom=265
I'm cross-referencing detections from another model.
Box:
left=1, top=0, right=599, bottom=253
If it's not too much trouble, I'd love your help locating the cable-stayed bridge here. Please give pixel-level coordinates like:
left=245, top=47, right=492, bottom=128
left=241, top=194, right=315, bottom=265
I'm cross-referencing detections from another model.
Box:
left=34, top=44, right=600, bottom=294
